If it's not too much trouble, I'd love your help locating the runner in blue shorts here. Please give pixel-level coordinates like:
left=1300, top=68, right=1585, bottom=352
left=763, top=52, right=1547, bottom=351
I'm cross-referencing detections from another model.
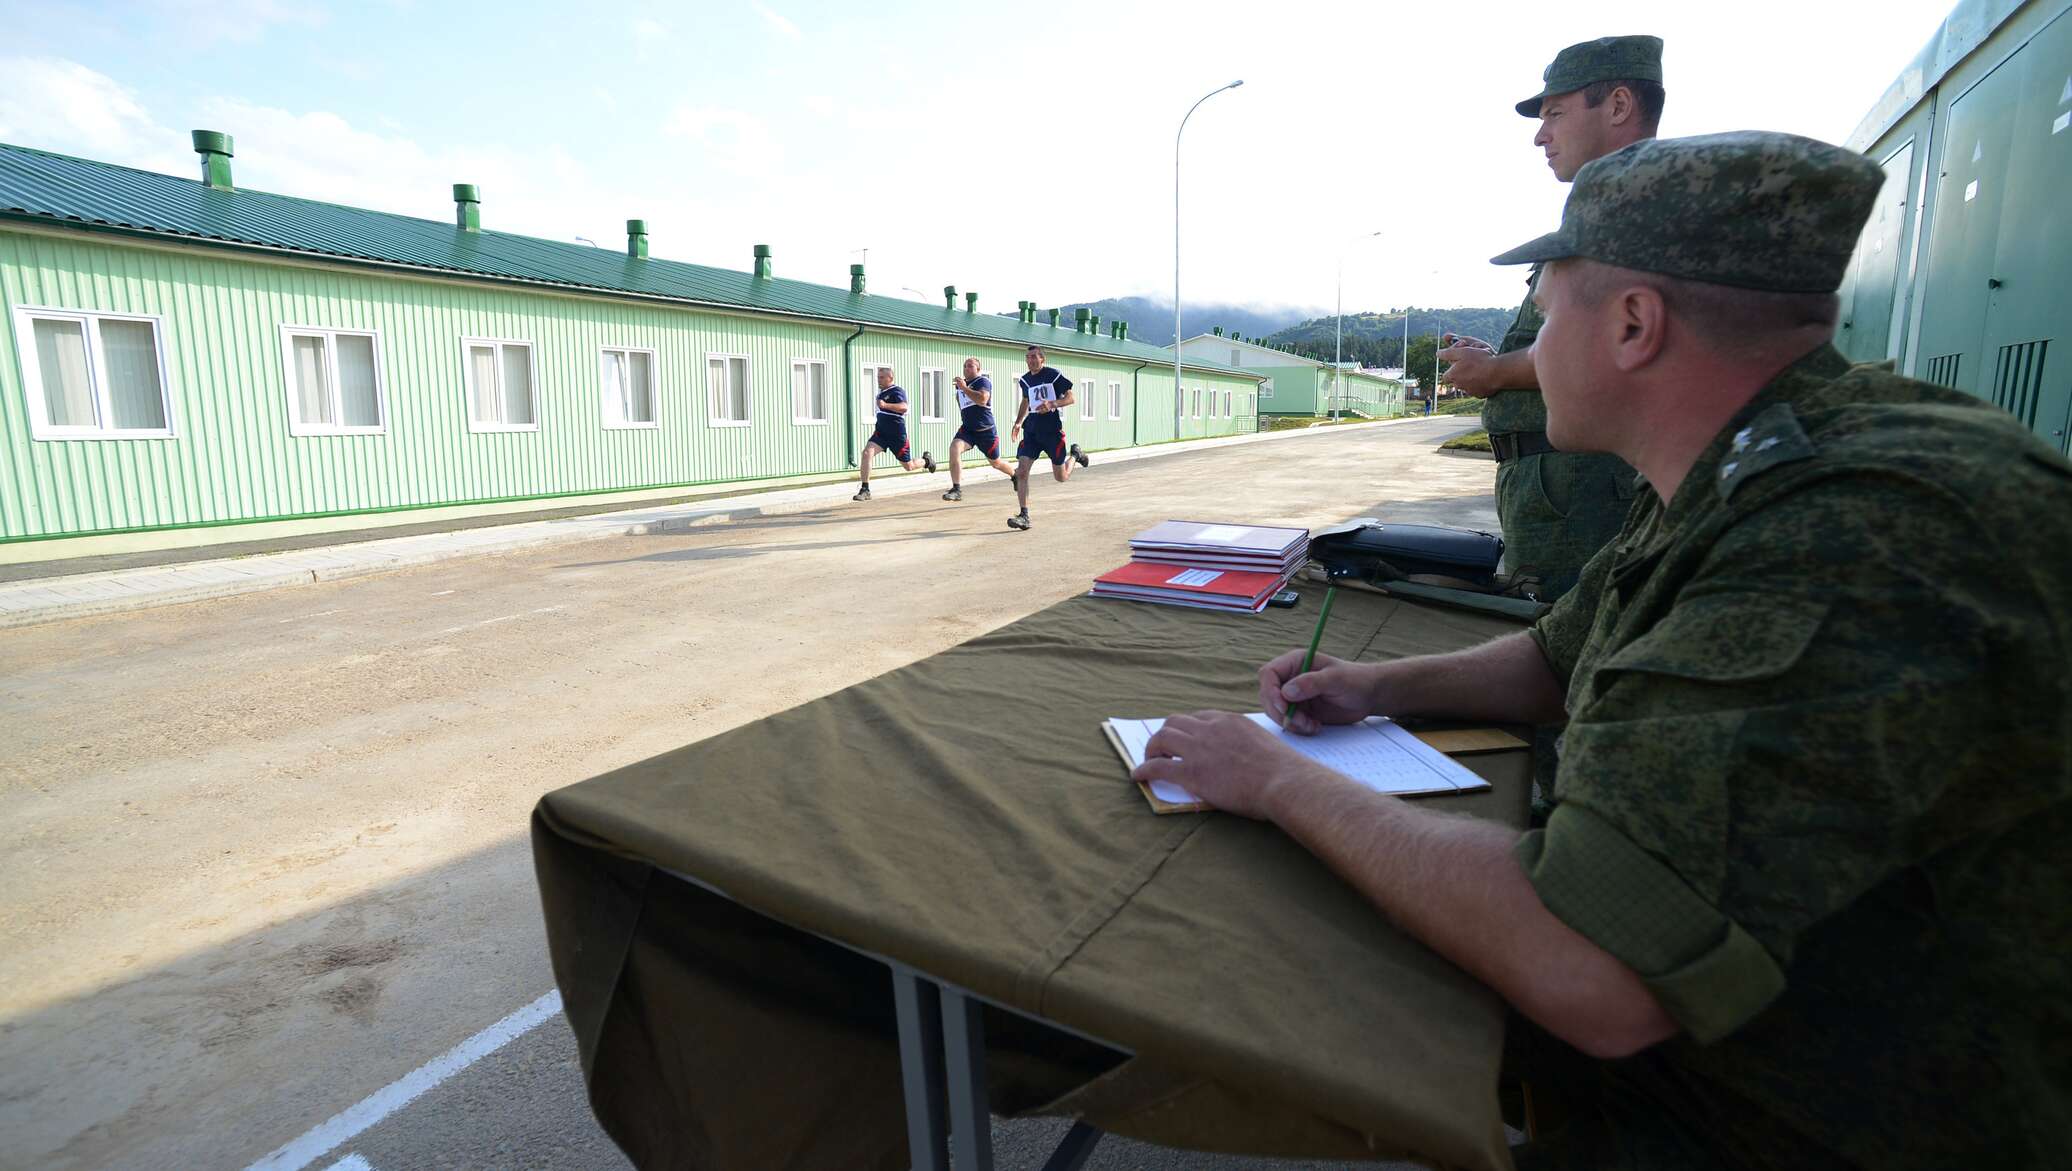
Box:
left=942, top=357, right=1017, bottom=502
left=1006, top=345, right=1090, bottom=530
left=853, top=365, right=935, bottom=501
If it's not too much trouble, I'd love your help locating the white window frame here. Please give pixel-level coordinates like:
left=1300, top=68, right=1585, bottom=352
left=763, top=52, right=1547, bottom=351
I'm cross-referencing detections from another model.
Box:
left=1193, top=387, right=1204, bottom=418
left=1079, top=372, right=1095, bottom=420
left=917, top=366, right=947, bottom=422
left=598, top=344, right=659, bottom=431
left=1223, top=388, right=1234, bottom=418
left=790, top=358, right=831, bottom=425
left=861, top=361, right=894, bottom=427
left=1107, top=379, right=1122, bottom=420
left=280, top=324, right=387, bottom=436
left=705, top=351, right=753, bottom=428
left=13, top=305, right=177, bottom=440
left=459, top=336, right=540, bottom=433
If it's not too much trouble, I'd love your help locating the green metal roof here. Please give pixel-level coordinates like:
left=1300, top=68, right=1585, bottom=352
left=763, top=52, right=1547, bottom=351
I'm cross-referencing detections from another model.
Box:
left=0, top=141, right=1256, bottom=378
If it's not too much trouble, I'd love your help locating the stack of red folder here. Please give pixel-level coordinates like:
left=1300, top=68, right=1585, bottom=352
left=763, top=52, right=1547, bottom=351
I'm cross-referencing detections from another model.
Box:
left=1091, top=521, right=1311, bottom=613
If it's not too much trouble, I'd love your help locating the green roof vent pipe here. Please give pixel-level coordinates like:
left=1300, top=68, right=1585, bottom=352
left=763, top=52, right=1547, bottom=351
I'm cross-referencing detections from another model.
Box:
left=850, top=263, right=866, bottom=294
left=1090, top=314, right=1101, bottom=334
left=753, top=244, right=772, bottom=278
left=191, top=130, right=234, bottom=189
left=1047, top=308, right=1061, bottom=328
left=626, top=219, right=648, bottom=259
left=1212, top=326, right=1223, bottom=337
left=965, top=292, right=978, bottom=313
left=1074, top=307, right=1091, bottom=334
left=942, top=285, right=957, bottom=309
left=1120, top=322, right=1130, bottom=340
left=453, top=184, right=481, bottom=232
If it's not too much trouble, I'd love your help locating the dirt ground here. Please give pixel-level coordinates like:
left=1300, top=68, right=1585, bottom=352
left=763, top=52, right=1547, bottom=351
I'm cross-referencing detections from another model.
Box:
left=0, top=418, right=1493, bottom=1170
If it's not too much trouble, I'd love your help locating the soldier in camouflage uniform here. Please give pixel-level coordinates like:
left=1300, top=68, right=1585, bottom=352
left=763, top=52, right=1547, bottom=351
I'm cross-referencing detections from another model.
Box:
left=1135, top=131, right=2072, bottom=1168
left=1441, top=35, right=1664, bottom=601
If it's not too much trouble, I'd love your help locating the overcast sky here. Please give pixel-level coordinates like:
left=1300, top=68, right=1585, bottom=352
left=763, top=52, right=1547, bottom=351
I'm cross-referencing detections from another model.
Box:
left=1, top=0, right=1954, bottom=317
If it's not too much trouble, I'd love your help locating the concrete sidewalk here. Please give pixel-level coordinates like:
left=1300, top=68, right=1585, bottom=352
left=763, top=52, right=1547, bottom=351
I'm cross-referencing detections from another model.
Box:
left=0, top=418, right=1422, bottom=630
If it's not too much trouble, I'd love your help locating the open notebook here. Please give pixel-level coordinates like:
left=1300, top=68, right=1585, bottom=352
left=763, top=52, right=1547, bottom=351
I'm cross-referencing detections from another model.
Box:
left=1102, top=713, right=1506, bottom=814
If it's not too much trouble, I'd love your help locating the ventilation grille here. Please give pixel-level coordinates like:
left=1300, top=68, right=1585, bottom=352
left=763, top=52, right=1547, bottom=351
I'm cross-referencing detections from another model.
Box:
left=1924, top=352, right=1962, bottom=389
left=1989, top=340, right=2049, bottom=427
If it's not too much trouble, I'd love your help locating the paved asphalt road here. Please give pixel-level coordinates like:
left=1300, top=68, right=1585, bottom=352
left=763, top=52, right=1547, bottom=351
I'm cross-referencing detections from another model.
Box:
left=1, top=419, right=1502, bottom=1171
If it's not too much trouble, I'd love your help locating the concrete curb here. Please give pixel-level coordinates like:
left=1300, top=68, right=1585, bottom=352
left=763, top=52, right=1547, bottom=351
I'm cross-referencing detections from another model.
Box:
left=0, top=418, right=1427, bottom=630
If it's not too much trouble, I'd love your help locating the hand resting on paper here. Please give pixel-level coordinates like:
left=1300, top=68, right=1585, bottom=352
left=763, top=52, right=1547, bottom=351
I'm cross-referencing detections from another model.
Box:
left=1130, top=711, right=1329, bottom=821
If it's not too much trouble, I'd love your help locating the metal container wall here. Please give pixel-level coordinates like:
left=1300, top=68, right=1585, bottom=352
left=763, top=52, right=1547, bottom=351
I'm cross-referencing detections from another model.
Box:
left=1839, top=0, right=2072, bottom=454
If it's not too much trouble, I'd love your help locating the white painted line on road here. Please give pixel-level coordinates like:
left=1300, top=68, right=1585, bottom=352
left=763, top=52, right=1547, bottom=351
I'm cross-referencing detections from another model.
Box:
left=429, top=590, right=456, bottom=597
left=320, top=1155, right=376, bottom=1171
left=242, top=989, right=563, bottom=1171
left=278, top=609, right=345, bottom=624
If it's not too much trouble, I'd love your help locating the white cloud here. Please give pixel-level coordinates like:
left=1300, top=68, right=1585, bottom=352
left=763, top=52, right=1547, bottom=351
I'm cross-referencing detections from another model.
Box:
left=800, top=94, right=837, bottom=118
left=151, top=0, right=327, bottom=46
left=0, top=58, right=187, bottom=173
left=632, top=16, right=668, bottom=40
left=754, top=3, right=800, bottom=40
left=661, top=104, right=783, bottom=175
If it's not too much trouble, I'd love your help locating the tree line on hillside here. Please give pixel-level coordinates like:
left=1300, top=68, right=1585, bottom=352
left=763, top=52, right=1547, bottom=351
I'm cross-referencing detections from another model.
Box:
left=1261, top=308, right=1517, bottom=369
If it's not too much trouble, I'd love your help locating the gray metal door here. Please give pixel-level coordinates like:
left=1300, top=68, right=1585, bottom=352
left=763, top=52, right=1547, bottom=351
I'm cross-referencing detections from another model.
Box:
left=1839, top=140, right=1916, bottom=364
left=1914, top=50, right=2027, bottom=394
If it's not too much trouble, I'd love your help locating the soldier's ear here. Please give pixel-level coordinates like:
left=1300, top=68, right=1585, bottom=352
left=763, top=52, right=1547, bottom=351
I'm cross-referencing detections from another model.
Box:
left=1611, top=284, right=1667, bottom=372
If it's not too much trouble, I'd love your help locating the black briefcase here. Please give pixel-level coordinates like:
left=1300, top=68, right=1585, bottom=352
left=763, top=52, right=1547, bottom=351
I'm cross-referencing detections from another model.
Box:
left=1309, top=520, right=1505, bottom=587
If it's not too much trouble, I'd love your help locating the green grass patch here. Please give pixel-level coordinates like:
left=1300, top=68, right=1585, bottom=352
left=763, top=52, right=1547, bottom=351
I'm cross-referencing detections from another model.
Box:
left=1434, top=396, right=1485, bottom=416
left=1440, top=429, right=1492, bottom=453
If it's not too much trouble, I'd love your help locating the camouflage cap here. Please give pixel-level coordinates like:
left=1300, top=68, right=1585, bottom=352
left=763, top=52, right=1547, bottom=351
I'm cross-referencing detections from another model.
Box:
left=1516, top=35, right=1664, bottom=117
left=1488, top=131, right=1886, bottom=293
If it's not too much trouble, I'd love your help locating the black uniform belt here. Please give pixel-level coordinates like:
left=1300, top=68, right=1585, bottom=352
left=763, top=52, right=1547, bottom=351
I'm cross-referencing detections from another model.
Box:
left=1489, top=431, right=1557, bottom=463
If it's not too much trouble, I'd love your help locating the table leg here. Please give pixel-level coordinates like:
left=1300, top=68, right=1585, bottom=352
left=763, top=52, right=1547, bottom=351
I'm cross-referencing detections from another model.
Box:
left=940, top=987, right=995, bottom=1171
left=892, top=968, right=949, bottom=1171
left=1037, top=1121, right=1103, bottom=1171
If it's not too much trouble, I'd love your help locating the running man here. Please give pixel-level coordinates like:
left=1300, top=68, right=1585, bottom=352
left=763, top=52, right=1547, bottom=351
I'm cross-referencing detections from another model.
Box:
left=1006, top=344, right=1090, bottom=531
left=853, top=366, right=934, bottom=501
left=942, top=357, right=1016, bottom=501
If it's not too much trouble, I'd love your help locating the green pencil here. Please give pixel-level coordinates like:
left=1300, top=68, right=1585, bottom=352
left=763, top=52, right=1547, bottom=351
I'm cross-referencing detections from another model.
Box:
left=1284, top=585, right=1337, bottom=729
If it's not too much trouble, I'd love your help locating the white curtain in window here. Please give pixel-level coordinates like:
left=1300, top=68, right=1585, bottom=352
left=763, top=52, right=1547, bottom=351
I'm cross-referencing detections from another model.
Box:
left=601, top=349, right=627, bottom=424
left=99, top=319, right=167, bottom=430
left=627, top=351, right=653, bottom=423
left=32, top=317, right=95, bottom=428
left=292, top=334, right=333, bottom=426
left=499, top=345, right=534, bottom=425
left=708, top=358, right=726, bottom=419
left=811, top=363, right=828, bottom=421
left=335, top=334, right=379, bottom=427
left=790, top=363, right=810, bottom=419
left=469, top=345, right=500, bottom=424
left=737, top=359, right=753, bottom=418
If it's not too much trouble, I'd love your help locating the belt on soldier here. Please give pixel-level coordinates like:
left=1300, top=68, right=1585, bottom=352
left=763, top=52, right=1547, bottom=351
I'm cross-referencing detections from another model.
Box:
left=1489, top=431, right=1557, bottom=463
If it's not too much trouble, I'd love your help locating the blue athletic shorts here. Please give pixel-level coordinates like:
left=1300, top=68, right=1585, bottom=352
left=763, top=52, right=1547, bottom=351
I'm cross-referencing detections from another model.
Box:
left=1017, top=423, right=1068, bottom=465
left=954, top=427, right=1000, bottom=460
left=867, top=423, right=910, bottom=462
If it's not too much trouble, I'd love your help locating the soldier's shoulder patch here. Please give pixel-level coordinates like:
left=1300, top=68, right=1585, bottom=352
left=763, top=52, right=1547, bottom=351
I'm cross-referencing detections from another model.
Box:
left=1716, top=403, right=1816, bottom=501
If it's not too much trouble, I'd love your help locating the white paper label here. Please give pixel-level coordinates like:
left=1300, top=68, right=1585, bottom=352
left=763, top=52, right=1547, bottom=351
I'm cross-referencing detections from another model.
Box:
left=1964, top=180, right=1979, bottom=202
left=1192, top=525, right=1247, bottom=543
left=1168, top=568, right=1224, bottom=587
left=2054, top=111, right=2070, bottom=135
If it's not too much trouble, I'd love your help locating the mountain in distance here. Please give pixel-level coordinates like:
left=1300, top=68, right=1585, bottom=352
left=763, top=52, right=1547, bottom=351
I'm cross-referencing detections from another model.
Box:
left=1264, top=307, right=1518, bottom=368
left=1002, top=297, right=1321, bottom=348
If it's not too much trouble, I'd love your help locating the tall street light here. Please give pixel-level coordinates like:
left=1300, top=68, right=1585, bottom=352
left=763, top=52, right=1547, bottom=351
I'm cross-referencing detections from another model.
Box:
left=1175, top=79, right=1243, bottom=435
left=1334, top=230, right=1381, bottom=420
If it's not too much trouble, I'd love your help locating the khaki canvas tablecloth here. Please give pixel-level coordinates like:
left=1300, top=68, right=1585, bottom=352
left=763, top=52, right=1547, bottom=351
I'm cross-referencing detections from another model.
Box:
left=534, top=581, right=1531, bottom=1171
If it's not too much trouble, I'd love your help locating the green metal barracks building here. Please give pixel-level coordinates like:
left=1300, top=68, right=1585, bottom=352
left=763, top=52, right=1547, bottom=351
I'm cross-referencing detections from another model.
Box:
left=1176, top=329, right=1404, bottom=418
left=1836, top=0, right=2071, bottom=455
left=0, top=132, right=1264, bottom=559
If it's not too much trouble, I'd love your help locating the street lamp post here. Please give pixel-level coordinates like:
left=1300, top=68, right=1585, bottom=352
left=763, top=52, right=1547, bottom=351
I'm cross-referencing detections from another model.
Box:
left=1175, top=80, right=1243, bottom=436
left=1334, top=230, right=1381, bottom=420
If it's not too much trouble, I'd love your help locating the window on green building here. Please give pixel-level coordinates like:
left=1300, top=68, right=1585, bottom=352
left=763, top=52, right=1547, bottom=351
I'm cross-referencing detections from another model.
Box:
left=917, top=368, right=946, bottom=422
left=283, top=326, right=383, bottom=434
left=707, top=353, right=751, bottom=426
left=1107, top=380, right=1122, bottom=419
left=600, top=346, right=656, bottom=429
left=462, top=338, right=537, bottom=431
left=1080, top=373, right=1095, bottom=421
left=790, top=359, right=830, bottom=424
left=14, top=307, right=173, bottom=440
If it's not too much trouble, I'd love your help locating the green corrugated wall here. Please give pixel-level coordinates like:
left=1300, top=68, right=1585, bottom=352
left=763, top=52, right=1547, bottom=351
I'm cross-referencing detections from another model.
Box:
left=0, top=229, right=1261, bottom=541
